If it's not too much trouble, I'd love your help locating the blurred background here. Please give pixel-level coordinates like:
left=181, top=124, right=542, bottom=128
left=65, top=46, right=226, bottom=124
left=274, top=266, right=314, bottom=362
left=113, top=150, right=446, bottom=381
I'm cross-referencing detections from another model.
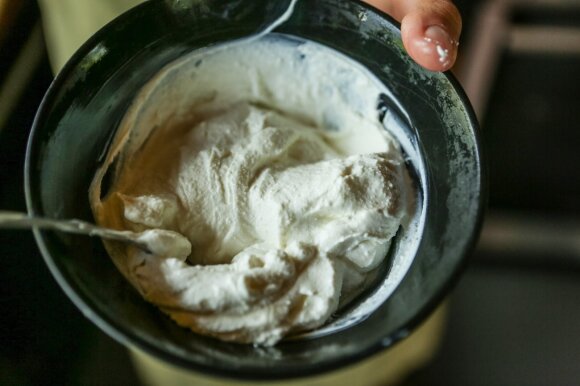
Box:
left=1, top=0, right=579, bottom=384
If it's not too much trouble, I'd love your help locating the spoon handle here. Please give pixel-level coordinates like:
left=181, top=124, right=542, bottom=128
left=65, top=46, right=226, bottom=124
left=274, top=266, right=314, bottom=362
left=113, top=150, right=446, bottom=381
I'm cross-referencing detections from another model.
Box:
left=0, top=211, right=140, bottom=244
left=0, top=211, right=192, bottom=258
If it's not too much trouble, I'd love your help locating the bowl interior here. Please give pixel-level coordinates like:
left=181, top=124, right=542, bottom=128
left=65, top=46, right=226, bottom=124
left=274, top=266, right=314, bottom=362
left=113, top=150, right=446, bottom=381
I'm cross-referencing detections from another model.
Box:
left=25, top=0, right=484, bottom=380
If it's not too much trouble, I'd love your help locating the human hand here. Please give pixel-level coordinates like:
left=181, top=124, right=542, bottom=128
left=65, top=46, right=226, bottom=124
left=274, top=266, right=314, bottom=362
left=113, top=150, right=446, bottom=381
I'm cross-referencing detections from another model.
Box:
left=362, top=0, right=462, bottom=72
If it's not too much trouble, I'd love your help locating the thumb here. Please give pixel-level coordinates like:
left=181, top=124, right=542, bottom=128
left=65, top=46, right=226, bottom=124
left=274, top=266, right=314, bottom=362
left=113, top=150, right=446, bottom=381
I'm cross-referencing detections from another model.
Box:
left=401, top=1, right=462, bottom=71
left=364, top=0, right=462, bottom=72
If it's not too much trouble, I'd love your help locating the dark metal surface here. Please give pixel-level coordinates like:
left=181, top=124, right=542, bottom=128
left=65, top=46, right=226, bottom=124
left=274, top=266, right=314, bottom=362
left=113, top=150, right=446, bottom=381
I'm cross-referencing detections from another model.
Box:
left=23, top=0, right=483, bottom=380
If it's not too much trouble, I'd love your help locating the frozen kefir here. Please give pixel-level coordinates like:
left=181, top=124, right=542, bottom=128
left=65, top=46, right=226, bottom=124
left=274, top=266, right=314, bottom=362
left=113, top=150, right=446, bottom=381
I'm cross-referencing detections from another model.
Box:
left=90, top=35, right=414, bottom=346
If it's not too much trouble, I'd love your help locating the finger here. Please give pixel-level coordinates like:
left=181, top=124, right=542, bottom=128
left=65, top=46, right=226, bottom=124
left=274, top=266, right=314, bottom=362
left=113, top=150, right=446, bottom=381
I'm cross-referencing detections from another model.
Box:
left=364, top=0, right=462, bottom=72
left=401, top=1, right=462, bottom=71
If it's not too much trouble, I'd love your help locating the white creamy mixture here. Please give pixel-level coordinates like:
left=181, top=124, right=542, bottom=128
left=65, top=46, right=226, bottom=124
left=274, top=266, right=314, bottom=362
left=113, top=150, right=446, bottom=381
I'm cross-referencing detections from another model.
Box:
left=90, top=35, right=414, bottom=345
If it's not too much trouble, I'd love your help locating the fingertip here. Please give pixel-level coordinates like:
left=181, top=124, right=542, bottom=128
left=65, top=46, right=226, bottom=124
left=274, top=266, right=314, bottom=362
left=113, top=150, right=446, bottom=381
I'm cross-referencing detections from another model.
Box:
left=404, top=30, right=458, bottom=72
left=401, top=9, right=461, bottom=72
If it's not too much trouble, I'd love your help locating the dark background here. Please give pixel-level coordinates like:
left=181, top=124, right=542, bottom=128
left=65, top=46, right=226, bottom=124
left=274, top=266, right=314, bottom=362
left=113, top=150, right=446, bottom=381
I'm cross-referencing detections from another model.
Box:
left=1, top=1, right=580, bottom=385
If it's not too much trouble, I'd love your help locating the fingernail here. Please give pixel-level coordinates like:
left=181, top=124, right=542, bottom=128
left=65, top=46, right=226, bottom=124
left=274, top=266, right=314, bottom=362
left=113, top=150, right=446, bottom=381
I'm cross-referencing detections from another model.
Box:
left=424, top=25, right=458, bottom=67
left=425, top=25, right=453, bottom=46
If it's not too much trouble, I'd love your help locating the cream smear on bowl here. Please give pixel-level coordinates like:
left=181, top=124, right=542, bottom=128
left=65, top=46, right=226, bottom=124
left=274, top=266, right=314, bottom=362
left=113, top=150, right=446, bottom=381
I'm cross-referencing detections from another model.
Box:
left=89, top=33, right=421, bottom=346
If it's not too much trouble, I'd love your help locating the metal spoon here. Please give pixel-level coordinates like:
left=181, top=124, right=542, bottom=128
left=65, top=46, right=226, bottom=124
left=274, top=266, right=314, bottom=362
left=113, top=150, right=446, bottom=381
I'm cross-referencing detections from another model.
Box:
left=0, top=211, right=192, bottom=259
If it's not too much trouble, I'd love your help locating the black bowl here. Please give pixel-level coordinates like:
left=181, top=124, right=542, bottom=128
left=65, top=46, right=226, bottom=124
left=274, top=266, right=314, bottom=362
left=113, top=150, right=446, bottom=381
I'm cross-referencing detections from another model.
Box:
left=25, top=0, right=485, bottom=380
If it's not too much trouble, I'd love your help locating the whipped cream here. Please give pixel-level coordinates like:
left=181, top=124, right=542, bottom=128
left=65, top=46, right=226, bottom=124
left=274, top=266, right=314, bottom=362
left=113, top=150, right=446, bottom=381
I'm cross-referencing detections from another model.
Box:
left=90, top=35, right=414, bottom=345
